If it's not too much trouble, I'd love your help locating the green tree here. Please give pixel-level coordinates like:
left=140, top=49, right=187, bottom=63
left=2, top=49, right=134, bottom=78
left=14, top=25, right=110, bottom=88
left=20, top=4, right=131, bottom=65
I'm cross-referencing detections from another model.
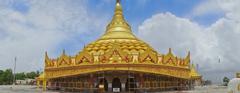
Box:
left=0, top=70, right=3, bottom=74
left=1, top=69, right=13, bottom=85
left=0, top=70, right=4, bottom=85
left=0, top=69, right=41, bottom=85
left=26, top=71, right=39, bottom=79
left=223, top=77, right=230, bottom=86
left=15, top=72, right=26, bottom=80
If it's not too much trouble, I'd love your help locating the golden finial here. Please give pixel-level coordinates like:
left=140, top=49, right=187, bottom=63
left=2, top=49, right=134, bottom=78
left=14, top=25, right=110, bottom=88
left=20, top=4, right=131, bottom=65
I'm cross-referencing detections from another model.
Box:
left=116, top=0, right=120, bottom=3
left=168, top=48, right=172, bottom=53
left=62, top=49, right=66, bottom=55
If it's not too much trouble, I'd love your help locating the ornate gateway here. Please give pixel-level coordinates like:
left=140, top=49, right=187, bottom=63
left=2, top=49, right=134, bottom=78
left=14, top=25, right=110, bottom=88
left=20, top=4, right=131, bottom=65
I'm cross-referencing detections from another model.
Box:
left=37, top=0, right=201, bottom=92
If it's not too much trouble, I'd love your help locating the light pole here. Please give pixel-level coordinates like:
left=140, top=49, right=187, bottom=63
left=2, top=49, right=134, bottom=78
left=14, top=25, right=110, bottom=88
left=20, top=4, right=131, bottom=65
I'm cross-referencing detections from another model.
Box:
left=13, top=57, right=17, bottom=85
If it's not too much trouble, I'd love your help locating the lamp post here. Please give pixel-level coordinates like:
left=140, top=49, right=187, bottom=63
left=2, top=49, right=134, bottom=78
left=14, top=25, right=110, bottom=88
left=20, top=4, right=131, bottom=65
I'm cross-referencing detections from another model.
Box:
left=13, top=57, right=17, bottom=85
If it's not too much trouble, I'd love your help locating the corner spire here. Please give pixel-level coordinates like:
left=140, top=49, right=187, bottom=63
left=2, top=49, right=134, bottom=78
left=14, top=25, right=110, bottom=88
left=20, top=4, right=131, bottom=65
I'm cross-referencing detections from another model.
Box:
left=191, top=63, right=195, bottom=68
left=186, top=51, right=190, bottom=59
left=45, top=51, right=49, bottom=59
left=45, top=51, right=51, bottom=66
left=190, top=63, right=201, bottom=78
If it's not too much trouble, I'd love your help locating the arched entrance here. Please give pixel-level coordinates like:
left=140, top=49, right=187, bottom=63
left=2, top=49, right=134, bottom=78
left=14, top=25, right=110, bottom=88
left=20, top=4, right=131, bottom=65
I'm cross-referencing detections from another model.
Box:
left=112, top=78, right=121, bottom=92
left=97, top=78, right=108, bottom=91
left=125, top=78, right=137, bottom=91
left=55, top=82, right=60, bottom=90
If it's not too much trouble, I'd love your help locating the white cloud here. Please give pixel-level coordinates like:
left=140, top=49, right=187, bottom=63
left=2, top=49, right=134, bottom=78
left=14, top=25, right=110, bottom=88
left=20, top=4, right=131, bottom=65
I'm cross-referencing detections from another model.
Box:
left=191, top=0, right=240, bottom=20
left=191, top=0, right=223, bottom=17
left=138, top=0, right=240, bottom=83
left=0, top=0, right=107, bottom=72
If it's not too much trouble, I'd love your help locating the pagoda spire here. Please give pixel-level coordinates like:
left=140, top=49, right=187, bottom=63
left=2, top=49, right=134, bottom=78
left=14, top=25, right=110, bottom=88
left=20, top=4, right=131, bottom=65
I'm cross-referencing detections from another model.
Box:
left=106, top=0, right=128, bottom=32
left=101, top=0, right=136, bottom=39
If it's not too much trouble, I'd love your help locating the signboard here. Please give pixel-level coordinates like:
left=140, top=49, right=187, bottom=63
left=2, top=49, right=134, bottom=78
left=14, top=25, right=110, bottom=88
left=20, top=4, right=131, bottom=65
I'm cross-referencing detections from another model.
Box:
left=113, top=88, right=120, bottom=92
left=99, top=85, right=104, bottom=88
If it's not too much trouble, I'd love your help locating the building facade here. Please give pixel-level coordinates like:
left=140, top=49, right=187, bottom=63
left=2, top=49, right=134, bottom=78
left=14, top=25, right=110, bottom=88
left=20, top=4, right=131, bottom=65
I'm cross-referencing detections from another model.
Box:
left=37, top=0, right=201, bottom=92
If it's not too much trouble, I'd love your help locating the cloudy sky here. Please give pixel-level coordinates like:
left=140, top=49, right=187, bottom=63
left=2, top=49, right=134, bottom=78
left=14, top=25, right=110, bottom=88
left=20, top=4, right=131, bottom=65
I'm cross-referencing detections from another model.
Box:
left=0, top=0, right=240, bottom=84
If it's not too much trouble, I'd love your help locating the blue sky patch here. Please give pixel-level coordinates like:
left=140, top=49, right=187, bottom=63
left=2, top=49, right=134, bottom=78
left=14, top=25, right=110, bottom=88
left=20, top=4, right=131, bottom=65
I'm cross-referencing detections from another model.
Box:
left=11, top=0, right=29, bottom=14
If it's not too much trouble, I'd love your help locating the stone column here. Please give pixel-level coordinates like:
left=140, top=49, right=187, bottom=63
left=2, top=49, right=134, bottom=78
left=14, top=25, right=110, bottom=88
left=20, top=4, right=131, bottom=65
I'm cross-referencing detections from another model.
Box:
left=120, top=76, right=127, bottom=92
left=89, top=74, right=94, bottom=93
left=43, top=79, right=47, bottom=91
left=106, top=76, right=112, bottom=92
left=108, top=82, right=112, bottom=92
left=122, top=83, right=125, bottom=92
left=37, top=80, right=40, bottom=89
left=89, top=74, right=94, bottom=88
left=139, top=73, right=144, bottom=88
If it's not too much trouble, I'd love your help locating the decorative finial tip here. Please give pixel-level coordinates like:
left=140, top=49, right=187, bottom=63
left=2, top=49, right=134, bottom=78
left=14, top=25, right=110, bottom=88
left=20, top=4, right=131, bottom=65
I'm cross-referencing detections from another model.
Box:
left=169, top=48, right=172, bottom=52
left=63, top=49, right=66, bottom=55
left=45, top=51, right=49, bottom=59
left=116, top=0, right=120, bottom=3
left=45, top=51, right=48, bottom=56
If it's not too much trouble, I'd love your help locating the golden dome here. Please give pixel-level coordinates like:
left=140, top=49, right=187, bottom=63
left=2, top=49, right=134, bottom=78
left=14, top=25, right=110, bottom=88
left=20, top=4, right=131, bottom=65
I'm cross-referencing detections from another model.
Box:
left=84, top=0, right=156, bottom=54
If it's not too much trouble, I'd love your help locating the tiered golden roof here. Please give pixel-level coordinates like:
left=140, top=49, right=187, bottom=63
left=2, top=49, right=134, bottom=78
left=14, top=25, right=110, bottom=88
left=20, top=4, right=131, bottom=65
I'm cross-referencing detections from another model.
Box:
left=43, top=0, right=201, bottom=79
left=85, top=0, right=155, bottom=55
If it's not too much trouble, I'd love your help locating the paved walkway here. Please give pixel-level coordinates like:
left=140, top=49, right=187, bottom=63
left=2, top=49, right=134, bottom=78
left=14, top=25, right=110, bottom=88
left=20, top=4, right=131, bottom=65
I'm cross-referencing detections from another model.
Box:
left=0, top=85, right=228, bottom=93
left=159, top=86, right=228, bottom=93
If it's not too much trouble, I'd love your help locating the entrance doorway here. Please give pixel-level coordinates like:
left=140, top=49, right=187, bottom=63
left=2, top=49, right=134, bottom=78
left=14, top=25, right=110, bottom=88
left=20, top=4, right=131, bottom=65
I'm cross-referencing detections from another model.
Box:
left=112, top=78, right=121, bottom=92
left=97, top=78, right=108, bottom=91
left=125, top=78, right=137, bottom=91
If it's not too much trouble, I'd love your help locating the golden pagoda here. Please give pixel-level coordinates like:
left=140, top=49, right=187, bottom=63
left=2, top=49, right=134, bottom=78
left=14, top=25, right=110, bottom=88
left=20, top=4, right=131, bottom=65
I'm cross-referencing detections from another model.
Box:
left=37, top=0, right=201, bottom=92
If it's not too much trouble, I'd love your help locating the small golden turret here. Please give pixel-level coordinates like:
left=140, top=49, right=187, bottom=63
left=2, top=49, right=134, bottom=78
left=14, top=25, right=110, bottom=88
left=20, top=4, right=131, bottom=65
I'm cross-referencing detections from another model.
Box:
left=237, top=73, right=240, bottom=78
left=45, top=51, right=51, bottom=65
left=190, top=64, right=201, bottom=78
left=45, top=51, right=49, bottom=60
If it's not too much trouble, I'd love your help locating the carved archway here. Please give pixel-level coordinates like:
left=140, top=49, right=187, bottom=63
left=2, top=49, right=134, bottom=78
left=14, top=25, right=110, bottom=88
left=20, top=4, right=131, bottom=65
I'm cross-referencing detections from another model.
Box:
left=97, top=78, right=108, bottom=91
left=112, top=78, right=121, bottom=92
